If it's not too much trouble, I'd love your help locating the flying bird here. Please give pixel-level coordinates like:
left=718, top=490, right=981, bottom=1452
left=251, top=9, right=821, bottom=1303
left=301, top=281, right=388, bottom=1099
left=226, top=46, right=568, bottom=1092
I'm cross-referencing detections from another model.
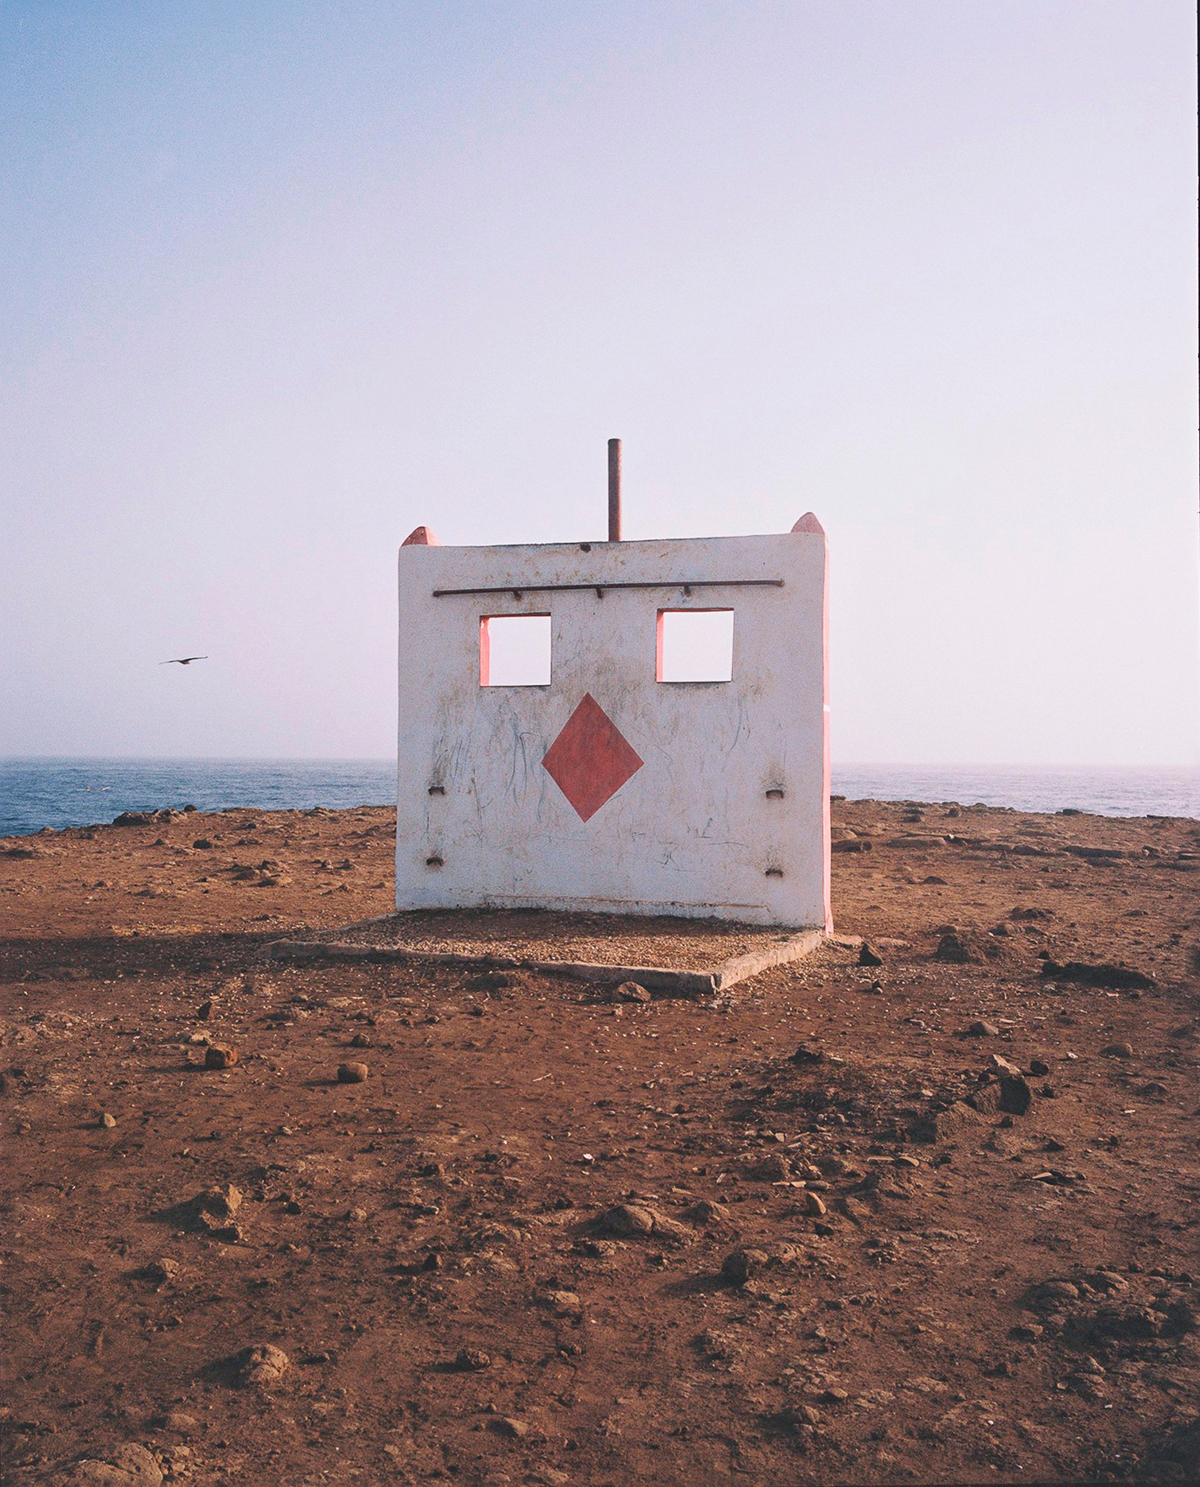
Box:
left=160, top=656, right=208, bottom=666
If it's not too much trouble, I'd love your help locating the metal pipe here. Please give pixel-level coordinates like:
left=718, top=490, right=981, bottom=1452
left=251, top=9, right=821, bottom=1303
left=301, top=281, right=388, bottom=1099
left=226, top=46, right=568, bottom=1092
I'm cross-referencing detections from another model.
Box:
left=607, top=438, right=621, bottom=541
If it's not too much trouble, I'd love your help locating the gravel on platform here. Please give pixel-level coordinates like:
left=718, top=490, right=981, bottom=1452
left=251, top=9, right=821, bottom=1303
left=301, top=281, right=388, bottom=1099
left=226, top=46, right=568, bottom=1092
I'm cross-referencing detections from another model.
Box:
left=305, top=908, right=805, bottom=971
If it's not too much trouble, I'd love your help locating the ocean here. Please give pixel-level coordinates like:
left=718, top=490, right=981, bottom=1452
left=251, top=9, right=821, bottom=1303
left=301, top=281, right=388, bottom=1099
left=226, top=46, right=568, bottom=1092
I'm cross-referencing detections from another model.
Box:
left=1, top=757, right=1198, bottom=839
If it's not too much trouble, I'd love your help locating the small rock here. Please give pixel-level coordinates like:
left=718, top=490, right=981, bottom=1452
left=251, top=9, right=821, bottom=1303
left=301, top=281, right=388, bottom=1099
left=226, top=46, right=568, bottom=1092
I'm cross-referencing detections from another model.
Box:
left=1093, top=1305, right=1163, bottom=1340
left=204, top=1044, right=238, bottom=1070
left=196, top=999, right=215, bottom=1021
left=721, top=1247, right=768, bottom=1286
left=187, top=1184, right=242, bottom=1231
left=1009, top=1323, right=1043, bottom=1341
left=1164, top=1299, right=1198, bottom=1334
left=142, top=1257, right=180, bottom=1285
left=745, top=1152, right=791, bottom=1183
left=1029, top=1057, right=1050, bottom=1076
left=790, top=1042, right=824, bottom=1065
left=337, top=1062, right=369, bottom=1084
left=965, top=1020, right=999, bottom=1037
left=967, top=1081, right=1002, bottom=1115
left=454, top=1347, right=491, bottom=1371
left=791, top=1403, right=822, bottom=1426
left=819, top=1387, right=849, bottom=1403
left=999, top=1075, right=1032, bottom=1115
left=466, top=971, right=513, bottom=992
left=69, top=1441, right=163, bottom=1486
left=534, top=1288, right=583, bottom=1318
left=489, top=1416, right=529, bottom=1440
left=837, top=1195, right=870, bottom=1225
left=99, top=1112, right=117, bottom=1129
left=155, top=1410, right=198, bottom=1434
left=911, top=1101, right=981, bottom=1143
left=857, top=943, right=884, bottom=968
left=804, top=1191, right=827, bottom=1217
left=595, top=1203, right=656, bottom=1238
left=1041, top=959, right=1155, bottom=990
left=233, top=1342, right=289, bottom=1389
left=646, top=1212, right=690, bottom=1244
left=346, top=1207, right=368, bottom=1223
left=682, top=1199, right=730, bottom=1225
left=1102, top=1042, right=1134, bottom=1059
left=617, top=981, right=651, bottom=1003
left=1031, top=1280, right=1080, bottom=1308
left=935, top=933, right=972, bottom=964
left=989, top=1054, right=1022, bottom=1077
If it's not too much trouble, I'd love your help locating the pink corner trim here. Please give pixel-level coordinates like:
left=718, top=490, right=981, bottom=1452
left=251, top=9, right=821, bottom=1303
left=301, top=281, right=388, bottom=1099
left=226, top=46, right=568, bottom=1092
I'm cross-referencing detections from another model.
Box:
left=402, top=526, right=441, bottom=547
left=479, top=617, right=491, bottom=686
left=791, top=512, right=824, bottom=535
left=821, top=535, right=833, bottom=933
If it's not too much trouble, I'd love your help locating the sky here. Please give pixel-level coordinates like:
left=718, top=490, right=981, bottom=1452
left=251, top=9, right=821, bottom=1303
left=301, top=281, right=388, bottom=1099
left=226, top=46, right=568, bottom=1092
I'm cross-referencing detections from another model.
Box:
left=2, top=0, right=1197, bottom=765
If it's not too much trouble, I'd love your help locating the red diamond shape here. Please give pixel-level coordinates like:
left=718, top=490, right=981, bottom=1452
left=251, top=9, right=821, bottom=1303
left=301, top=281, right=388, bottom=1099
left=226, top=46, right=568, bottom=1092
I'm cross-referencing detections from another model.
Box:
left=542, top=693, right=644, bottom=822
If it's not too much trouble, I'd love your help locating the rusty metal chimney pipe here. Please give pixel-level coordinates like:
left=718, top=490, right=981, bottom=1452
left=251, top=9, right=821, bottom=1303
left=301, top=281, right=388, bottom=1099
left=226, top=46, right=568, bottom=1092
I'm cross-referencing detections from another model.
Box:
left=607, top=438, right=621, bottom=542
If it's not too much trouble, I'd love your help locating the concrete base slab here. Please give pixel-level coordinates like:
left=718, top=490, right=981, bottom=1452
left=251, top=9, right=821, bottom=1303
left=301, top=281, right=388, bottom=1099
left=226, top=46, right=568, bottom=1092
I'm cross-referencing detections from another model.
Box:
left=268, top=909, right=825, bottom=996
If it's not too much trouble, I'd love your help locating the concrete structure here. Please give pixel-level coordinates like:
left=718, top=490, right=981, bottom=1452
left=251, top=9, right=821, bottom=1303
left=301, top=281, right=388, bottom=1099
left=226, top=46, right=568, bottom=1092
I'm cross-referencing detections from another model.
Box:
left=396, top=519, right=830, bottom=929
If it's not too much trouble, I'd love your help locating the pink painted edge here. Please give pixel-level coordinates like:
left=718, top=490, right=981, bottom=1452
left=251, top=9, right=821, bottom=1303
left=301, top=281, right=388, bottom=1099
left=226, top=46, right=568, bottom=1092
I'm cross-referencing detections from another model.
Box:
left=479, top=617, right=490, bottom=687
left=791, top=512, right=824, bottom=535
left=402, top=526, right=441, bottom=546
left=820, top=535, right=832, bottom=932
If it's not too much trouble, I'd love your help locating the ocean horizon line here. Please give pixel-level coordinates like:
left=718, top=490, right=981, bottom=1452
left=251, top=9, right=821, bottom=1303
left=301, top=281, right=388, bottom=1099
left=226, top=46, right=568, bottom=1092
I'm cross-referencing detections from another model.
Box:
left=4, top=754, right=1198, bottom=770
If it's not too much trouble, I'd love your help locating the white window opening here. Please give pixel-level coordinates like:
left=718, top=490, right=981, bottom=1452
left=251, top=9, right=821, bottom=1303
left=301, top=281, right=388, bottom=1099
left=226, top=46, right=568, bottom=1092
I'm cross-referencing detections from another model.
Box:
left=480, top=614, right=552, bottom=686
left=656, top=608, right=734, bottom=683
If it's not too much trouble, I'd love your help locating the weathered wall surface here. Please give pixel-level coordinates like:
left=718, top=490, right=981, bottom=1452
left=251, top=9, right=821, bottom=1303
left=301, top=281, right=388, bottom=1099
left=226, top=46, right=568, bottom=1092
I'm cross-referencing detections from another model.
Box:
left=396, top=531, right=830, bottom=928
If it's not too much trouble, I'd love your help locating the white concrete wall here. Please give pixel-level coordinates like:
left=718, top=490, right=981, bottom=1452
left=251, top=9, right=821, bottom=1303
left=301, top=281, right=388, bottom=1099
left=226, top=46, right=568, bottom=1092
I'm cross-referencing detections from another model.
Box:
left=396, top=531, right=831, bottom=929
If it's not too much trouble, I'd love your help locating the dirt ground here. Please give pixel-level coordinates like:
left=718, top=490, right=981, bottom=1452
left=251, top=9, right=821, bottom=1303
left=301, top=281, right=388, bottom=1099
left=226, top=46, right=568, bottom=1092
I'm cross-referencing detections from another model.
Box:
left=1, top=797, right=1198, bottom=1486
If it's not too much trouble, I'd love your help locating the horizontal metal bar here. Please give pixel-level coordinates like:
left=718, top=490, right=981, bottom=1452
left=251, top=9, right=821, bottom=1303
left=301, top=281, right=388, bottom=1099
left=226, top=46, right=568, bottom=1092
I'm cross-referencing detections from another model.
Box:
left=432, top=578, right=785, bottom=598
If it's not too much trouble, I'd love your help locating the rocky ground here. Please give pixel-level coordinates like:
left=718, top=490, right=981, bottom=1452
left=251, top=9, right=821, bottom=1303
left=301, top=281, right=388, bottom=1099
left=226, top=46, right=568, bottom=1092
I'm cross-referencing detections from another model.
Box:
left=1, top=797, right=1198, bottom=1486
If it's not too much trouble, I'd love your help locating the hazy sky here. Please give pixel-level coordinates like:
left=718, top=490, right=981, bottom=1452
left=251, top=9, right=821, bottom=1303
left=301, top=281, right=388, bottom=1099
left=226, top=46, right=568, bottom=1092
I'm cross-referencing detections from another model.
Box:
left=2, top=1, right=1196, bottom=764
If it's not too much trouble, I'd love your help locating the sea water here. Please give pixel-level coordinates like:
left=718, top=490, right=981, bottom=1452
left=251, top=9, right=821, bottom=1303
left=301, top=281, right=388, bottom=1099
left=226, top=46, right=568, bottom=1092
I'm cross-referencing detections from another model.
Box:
left=1, top=757, right=1198, bottom=838
left=0, top=758, right=396, bottom=838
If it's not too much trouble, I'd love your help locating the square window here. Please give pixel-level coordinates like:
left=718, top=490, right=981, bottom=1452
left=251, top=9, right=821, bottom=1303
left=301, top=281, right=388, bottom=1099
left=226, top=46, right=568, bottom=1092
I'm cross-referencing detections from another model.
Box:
left=656, top=608, right=734, bottom=683
left=480, top=614, right=551, bottom=686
